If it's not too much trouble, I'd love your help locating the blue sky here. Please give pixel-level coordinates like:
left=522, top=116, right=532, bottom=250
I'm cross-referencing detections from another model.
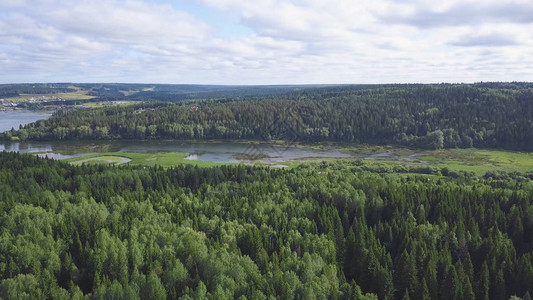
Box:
left=1, top=0, right=532, bottom=84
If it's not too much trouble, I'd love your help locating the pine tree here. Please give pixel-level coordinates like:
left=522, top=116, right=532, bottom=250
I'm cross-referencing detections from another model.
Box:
left=492, top=268, right=506, bottom=300
left=394, top=249, right=418, bottom=297
left=441, top=266, right=459, bottom=300
left=477, top=261, right=490, bottom=300
left=419, top=278, right=430, bottom=300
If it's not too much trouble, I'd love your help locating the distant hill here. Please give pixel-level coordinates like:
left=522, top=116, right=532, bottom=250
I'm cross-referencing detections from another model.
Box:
left=0, top=83, right=338, bottom=103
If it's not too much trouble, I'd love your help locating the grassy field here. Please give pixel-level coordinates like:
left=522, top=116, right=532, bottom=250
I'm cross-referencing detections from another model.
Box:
left=7, top=91, right=95, bottom=102
left=419, top=148, right=533, bottom=175
left=290, top=145, right=533, bottom=175
left=80, top=101, right=137, bottom=108
left=66, top=152, right=222, bottom=168
left=56, top=92, right=95, bottom=100
left=61, top=142, right=533, bottom=175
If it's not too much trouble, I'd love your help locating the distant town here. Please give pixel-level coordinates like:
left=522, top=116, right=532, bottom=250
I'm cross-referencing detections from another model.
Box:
left=1, top=96, right=67, bottom=111
left=0, top=99, right=19, bottom=110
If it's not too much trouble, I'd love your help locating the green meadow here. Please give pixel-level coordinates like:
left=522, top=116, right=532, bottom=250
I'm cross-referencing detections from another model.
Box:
left=420, top=148, right=533, bottom=175
left=80, top=101, right=137, bottom=108
left=66, top=152, right=221, bottom=168
left=8, top=91, right=95, bottom=102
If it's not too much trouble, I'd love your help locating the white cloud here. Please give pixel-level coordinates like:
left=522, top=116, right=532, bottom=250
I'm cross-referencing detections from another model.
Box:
left=0, top=0, right=532, bottom=84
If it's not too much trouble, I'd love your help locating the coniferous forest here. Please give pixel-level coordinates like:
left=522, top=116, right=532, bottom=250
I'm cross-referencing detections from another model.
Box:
left=2, top=83, right=533, bottom=299
left=1, top=152, right=533, bottom=299
left=4, top=84, right=533, bottom=151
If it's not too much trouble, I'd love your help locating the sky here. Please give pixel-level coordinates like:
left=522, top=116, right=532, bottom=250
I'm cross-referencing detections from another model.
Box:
left=1, top=0, right=532, bottom=84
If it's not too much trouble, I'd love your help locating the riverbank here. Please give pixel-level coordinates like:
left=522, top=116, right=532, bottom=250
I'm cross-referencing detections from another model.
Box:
left=2, top=136, right=532, bottom=175
left=56, top=143, right=533, bottom=176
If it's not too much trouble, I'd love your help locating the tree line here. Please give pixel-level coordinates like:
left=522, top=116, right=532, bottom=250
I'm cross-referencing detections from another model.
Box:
left=4, top=84, right=533, bottom=151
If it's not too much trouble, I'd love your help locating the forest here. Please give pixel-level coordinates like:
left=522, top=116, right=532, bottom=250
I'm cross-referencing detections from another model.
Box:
left=3, top=84, right=533, bottom=151
left=1, top=151, right=533, bottom=299
left=2, top=83, right=533, bottom=299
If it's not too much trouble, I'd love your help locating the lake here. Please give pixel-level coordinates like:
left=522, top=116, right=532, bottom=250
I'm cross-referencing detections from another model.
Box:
left=0, top=110, right=53, bottom=133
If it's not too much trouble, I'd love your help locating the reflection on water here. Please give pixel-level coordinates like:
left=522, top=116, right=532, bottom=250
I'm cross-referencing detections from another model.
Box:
left=0, top=140, right=353, bottom=163
left=0, top=142, right=52, bottom=153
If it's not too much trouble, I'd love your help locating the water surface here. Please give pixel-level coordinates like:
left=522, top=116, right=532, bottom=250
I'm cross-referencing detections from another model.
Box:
left=0, top=110, right=53, bottom=133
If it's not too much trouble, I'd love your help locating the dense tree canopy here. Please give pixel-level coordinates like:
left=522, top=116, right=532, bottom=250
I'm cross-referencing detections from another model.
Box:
left=5, top=84, right=533, bottom=151
left=1, top=152, right=533, bottom=299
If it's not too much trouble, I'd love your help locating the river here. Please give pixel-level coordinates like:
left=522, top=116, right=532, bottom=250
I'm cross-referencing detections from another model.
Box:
left=0, top=111, right=415, bottom=164
left=0, top=140, right=353, bottom=163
